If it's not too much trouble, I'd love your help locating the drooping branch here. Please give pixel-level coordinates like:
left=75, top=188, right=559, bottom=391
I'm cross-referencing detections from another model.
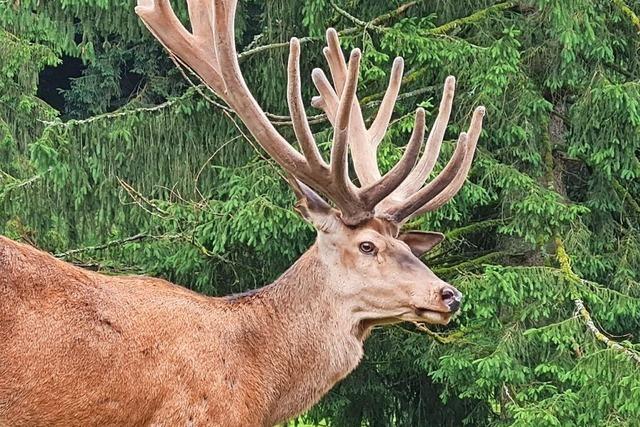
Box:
left=611, top=0, right=640, bottom=33
left=612, top=178, right=640, bottom=217
left=555, top=237, right=640, bottom=365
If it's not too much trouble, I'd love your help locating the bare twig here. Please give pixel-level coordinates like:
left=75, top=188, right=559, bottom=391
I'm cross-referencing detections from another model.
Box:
left=117, top=177, right=169, bottom=217
left=194, top=135, right=242, bottom=201
left=38, top=94, right=193, bottom=128
left=55, top=234, right=150, bottom=258
left=411, top=321, right=465, bottom=344
left=328, top=0, right=385, bottom=31
left=0, top=168, right=50, bottom=192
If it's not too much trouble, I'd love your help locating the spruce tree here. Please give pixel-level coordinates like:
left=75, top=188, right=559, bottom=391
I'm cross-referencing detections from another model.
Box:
left=1, top=1, right=639, bottom=425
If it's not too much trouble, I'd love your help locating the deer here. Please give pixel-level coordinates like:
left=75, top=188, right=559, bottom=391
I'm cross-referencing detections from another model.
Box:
left=0, top=0, right=484, bottom=425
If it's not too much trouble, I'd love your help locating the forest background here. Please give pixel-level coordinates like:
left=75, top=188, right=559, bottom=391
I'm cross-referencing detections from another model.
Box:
left=2, top=0, right=640, bottom=425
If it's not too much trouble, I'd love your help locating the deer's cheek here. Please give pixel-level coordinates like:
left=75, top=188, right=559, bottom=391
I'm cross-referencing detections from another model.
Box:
left=339, top=249, right=359, bottom=269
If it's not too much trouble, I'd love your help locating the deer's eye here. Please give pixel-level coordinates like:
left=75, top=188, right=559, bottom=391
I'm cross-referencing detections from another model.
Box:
left=359, top=241, right=376, bottom=255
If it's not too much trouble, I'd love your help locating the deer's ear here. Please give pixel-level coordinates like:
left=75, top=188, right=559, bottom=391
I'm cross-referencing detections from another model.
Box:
left=289, top=177, right=340, bottom=233
left=398, top=231, right=445, bottom=257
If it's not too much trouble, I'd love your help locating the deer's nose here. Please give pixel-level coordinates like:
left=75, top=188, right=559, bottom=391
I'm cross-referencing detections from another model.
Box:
left=440, top=286, right=462, bottom=312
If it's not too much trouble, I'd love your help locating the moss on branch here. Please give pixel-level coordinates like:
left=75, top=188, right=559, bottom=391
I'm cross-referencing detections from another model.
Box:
left=428, top=1, right=517, bottom=35
left=611, top=0, right=640, bottom=32
left=555, top=237, right=640, bottom=365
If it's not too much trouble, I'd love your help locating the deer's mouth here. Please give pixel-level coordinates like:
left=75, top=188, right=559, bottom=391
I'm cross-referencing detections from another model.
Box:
left=412, top=307, right=453, bottom=324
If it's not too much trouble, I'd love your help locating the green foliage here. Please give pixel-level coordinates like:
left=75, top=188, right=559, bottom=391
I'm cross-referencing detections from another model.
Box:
left=2, top=0, right=640, bottom=426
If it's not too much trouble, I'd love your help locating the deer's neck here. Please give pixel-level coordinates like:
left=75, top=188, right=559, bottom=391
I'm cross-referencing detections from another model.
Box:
left=223, top=245, right=364, bottom=425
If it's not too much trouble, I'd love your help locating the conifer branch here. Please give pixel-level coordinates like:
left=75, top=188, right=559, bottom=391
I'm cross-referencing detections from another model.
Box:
left=611, top=0, right=640, bottom=33
left=445, top=218, right=508, bottom=240
left=545, top=100, right=640, bottom=365
left=117, top=178, right=169, bottom=218
left=38, top=91, right=196, bottom=128
left=0, top=168, right=50, bottom=192
left=428, top=1, right=518, bottom=35
left=612, top=178, right=640, bottom=216
left=360, top=85, right=435, bottom=106
left=555, top=237, right=640, bottom=365
left=371, top=0, right=427, bottom=24
left=433, top=250, right=512, bottom=275
left=55, top=232, right=233, bottom=266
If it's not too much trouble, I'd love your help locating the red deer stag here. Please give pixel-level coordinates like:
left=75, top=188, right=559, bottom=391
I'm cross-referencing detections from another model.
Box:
left=0, top=0, right=484, bottom=425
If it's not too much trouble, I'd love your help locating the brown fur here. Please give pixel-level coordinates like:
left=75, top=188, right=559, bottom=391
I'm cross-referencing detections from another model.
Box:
left=0, top=237, right=363, bottom=426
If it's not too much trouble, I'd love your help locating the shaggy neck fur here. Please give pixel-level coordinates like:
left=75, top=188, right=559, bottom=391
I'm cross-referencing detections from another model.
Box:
left=223, top=245, right=365, bottom=425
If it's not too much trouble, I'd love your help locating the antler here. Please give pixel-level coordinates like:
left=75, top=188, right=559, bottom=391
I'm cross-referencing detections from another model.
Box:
left=312, top=29, right=485, bottom=224
left=136, top=0, right=484, bottom=226
left=136, top=0, right=427, bottom=225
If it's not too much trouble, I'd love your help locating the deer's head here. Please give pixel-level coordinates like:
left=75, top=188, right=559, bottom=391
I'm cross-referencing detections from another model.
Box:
left=301, top=208, right=460, bottom=325
left=136, top=0, right=484, bottom=326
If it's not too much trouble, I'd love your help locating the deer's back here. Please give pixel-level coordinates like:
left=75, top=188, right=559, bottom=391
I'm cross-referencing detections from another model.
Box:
left=0, top=236, right=256, bottom=426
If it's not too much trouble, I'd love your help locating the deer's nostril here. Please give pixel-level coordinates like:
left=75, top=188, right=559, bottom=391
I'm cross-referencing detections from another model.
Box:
left=440, top=286, right=462, bottom=312
left=441, top=288, right=455, bottom=301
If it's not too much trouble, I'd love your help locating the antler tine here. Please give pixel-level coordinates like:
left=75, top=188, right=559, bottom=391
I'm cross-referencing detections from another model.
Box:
left=367, top=57, right=404, bottom=147
left=377, top=76, right=456, bottom=210
left=381, top=106, right=485, bottom=223
left=311, top=27, right=424, bottom=215
left=186, top=0, right=215, bottom=48
left=350, top=56, right=404, bottom=188
left=382, top=132, right=470, bottom=222
left=324, top=28, right=348, bottom=96
left=408, top=106, right=485, bottom=218
left=288, top=38, right=327, bottom=171
left=360, top=108, right=425, bottom=207
left=329, top=49, right=361, bottom=214
left=311, top=69, right=338, bottom=125
left=311, top=55, right=404, bottom=159
left=316, top=28, right=379, bottom=186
